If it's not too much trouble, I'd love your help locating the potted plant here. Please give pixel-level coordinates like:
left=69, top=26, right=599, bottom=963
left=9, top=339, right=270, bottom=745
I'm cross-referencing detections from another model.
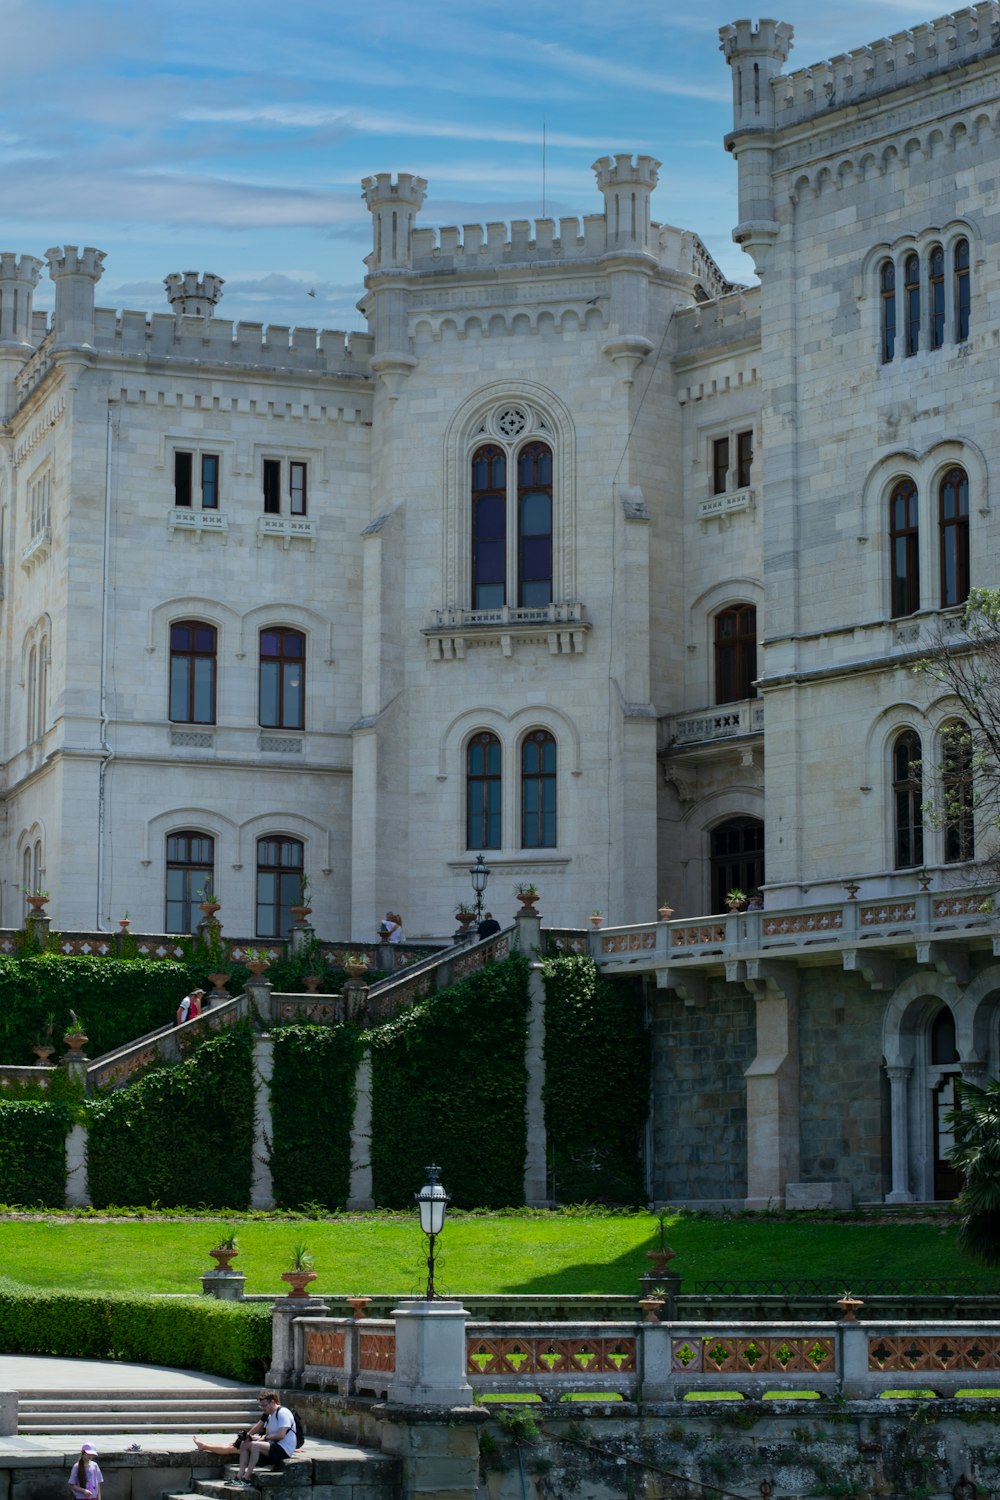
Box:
left=455, top=901, right=476, bottom=929
left=637, top=1290, right=665, bottom=1323
left=32, top=1013, right=55, bottom=1063
left=342, top=951, right=370, bottom=979
left=646, top=1212, right=676, bottom=1274
left=726, top=888, right=747, bottom=913
left=196, top=886, right=221, bottom=919
left=63, top=1011, right=88, bottom=1052
left=290, top=874, right=312, bottom=922
left=514, top=882, right=539, bottom=911
left=118, top=910, right=131, bottom=930
left=243, top=948, right=270, bottom=978
left=209, top=1229, right=240, bottom=1274
left=657, top=901, right=674, bottom=921
left=590, top=909, right=603, bottom=929
left=281, top=1242, right=317, bottom=1298
left=23, top=886, right=50, bottom=912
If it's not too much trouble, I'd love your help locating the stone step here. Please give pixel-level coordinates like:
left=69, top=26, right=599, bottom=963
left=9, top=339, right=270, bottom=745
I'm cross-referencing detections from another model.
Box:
left=17, top=1387, right=259, bottom=1434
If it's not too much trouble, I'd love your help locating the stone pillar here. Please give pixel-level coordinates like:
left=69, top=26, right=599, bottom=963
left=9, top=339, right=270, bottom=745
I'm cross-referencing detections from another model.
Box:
left=201, top=1269, right=246, bottom=1300
left=838, top=1318, right=870, bottom=1399
left=0, top=1392, right=16, bottom=1437
left=25, top=911, right=51, bottom=944
left=885, top=1064, right=914, bottom=1203
left=65, top=1122, right=89, bottom=1207
left=388, top=1302, right=472, bottom=1408
left=638, top=1320, right=673, bottom=1401
left=718, top=20, right=794, bottom=272
left=743, top=965, right=799, bottom=1209
left=45, top=245, right=106, bottom=347
left=251, top=1035, right=275, bottom=1210
left=267, top=1298, right=327, bottom=1389
left=289, top=919, right=315, bottom=958
left=378, top=1412, right=483, bottom=1500
left=521, top=913, right=549, bottom=1206
left=347, top=1050, right=375, bottom=1210
left=245, top=973, right=274, bottom=1024
left=343, top=977, right=369, bottom=1024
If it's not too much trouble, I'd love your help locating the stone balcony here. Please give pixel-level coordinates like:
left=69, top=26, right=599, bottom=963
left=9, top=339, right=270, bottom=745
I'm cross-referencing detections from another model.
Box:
left=665, top=696, right=763, bottom=750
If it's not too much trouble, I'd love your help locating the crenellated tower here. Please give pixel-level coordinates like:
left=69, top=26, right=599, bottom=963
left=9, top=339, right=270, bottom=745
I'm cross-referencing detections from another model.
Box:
left=361, top=173, right=428, bottom=398
left=44, top=245, right=106, bottom=348
left=593, top=154, right=661, bottom=385
left=719, top=19, right=794, bottom=270
left=164, top=271, right=224, bottom=317
left=0, top=253, right=43, bottom=420
left=593, top=153, right=661, bottom=254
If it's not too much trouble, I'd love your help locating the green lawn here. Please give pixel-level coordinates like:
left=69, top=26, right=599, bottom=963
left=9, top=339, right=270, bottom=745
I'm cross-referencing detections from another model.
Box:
left=0, top=1211, right=979, bottom=1297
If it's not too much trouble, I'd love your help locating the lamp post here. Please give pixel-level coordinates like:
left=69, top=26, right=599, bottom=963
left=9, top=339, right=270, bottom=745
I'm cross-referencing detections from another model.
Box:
left=469, top=853, right=491, bottom=925
left=415, top=1163, right=450, bottom=1300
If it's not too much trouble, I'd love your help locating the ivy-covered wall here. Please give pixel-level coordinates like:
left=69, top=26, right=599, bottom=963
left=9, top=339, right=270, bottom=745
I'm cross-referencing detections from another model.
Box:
left=542, top=955, right=649, bottom=1205
left=0, top=1100, right=74, bottom=1206
left=369, top=955, right=531, bottom=1208
left=87, top=1027, right=255, bottom=1208
left=270, top=1024, right=360, bottom=1209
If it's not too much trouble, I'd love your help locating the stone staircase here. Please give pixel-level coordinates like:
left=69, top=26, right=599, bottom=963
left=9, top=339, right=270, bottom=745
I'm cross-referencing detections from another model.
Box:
left=17, top=1387, right=261, bottom=1435
left=165, top=1453, right=399, bottom=1499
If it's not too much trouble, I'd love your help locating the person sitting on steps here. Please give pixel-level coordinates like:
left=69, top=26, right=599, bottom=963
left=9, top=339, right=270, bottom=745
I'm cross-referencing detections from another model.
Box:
left=236, top=1389, right=296, bottom=1483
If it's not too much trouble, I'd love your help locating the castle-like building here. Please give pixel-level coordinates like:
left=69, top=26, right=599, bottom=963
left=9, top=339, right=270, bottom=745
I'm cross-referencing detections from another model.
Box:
left=3, top=8, right=1000, bottom=1203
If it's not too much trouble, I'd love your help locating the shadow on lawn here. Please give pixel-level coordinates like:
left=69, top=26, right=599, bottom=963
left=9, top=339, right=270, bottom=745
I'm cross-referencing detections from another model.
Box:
left=503, top=1240, right=652, bottom=1297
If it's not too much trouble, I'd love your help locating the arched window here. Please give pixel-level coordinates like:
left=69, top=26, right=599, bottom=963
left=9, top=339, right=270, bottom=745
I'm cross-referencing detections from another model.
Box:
left=893, top=730, right=923, bottom=869
left=21, top=847, right=31, bottom=905
left=710, top=817, right=764, bottom=913
left=517, top=442, right=553, bottom=607
left=37, top=635, right=47, bottom=740
left=928, top=244, right=945, bottom=350
left=33, top=839, right=42, bottom=894
left=880, top=260, right=896, bottom=363
left=166, top=830, right=214, bottom=933
left=939, top=466, right=969, bottom=608
left=169, top=620, right=217, bottom=724
left=471, top=445, right=506, bottom=608
left=259, top=628, right=305, bottom=729
left=714, top=605, right=757, bottom=704
left=904, top=253, right=920, bottom=356
left=941, top=719, right=975, bottom=864
left=889, top=479, right=920, bottom=617
left=930, top=1007, right=959, bottom=1065
left=954, top=238, right=970, bottom=342
left=521, top=729, right=556, bottom=848
left=256, top=835, right=304, bottom=938
left=26, top=645, right=36, bottom=744
left=466, top=731, right=501, bottom=849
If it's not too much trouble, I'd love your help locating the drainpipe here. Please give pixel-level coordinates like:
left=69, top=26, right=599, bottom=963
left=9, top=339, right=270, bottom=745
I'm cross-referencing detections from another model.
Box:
left=95, top=401, right=114, bottom=929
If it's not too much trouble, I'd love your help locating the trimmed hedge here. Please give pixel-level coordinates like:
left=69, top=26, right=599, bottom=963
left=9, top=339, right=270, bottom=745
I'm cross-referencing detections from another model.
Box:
left=542, top=954, right=649, bottom=1205
left=270, top=1024, right=360, bottom=1209
left=0, top=1100, right=74, bottom=1206
left=87, top=1026, right=255, bottom=1208
left=0, top=1280, right=270, bottom=1381
left=369, top=955, right=531, bottom=1208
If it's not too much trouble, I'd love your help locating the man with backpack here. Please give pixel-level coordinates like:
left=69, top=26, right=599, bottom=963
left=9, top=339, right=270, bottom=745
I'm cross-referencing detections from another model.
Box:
left=236, top=1390, right=299, bottom=1482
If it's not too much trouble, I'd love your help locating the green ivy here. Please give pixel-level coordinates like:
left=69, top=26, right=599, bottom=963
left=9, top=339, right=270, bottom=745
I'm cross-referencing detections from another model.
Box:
left=542, top=955, right=648, bottom=1205
left=0, top=1100, right=74, bottom=1206
left=369, top=954, right=530, bottom=1208
left=270, top=1024, right=361, bottom=1208
left=87, top=1026, right=255, bottom=1208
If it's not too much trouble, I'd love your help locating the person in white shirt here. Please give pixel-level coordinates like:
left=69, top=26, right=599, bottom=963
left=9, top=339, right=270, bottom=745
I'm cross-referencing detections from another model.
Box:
left=237, top=1390, right=296, bottom=1482
left=68, top=1444, right=102, bottom=1500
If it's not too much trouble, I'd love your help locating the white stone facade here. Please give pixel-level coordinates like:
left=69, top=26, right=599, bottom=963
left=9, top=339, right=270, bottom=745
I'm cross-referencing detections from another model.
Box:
left=1, top=6, right=998, bottom=955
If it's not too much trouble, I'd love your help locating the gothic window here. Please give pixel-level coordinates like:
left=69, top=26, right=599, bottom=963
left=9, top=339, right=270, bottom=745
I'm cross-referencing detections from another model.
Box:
left=880, top=260, right=896, bottom=363
left=467, top=731, right=501, bottom=849
left=710, top=817, right=764, bottom=913
left=889, top=479, right=920, bottom=617
left=941, top=719, right=975, bottom=864
left=470, top=421, right=555, bottom=611
left=166, top=830, right=214, bottom=933
left=471, top=445, right=506, bottom=608
left=169, top=621, right=217, bottom=724
left=929, top=245, right=945, bottom=350
left=259, top=628, right=305, bottom=730
left=26, top=645, right=36, bottom=744
left=904, top=253, right=920, bottom=356
left=517, top=443, right=553, bottom=607
left=939, top=466, right=969, bottom=609
left=893, top=729, right=924, bottom=869
left=955, top=238, right=970, bottom=342
left=521, top=729, right=557, bottom=848
left=714, top=605, right=757, bottom=704
left=256, top=835, right=303, bottom=938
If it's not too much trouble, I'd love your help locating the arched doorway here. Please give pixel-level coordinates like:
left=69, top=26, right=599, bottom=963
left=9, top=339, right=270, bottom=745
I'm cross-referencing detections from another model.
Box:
left=929, top=1008, right=962, bottom=1200
left=710, top=816, right=764, bottom=912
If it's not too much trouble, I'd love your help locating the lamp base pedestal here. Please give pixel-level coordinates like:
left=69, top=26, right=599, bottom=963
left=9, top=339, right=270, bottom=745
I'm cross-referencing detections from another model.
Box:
left=388, top=1300, right=472, bottom=1408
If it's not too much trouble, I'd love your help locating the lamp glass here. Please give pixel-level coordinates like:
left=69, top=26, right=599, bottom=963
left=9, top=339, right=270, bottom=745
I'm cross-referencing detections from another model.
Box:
left=418, top=1182, right=448, bottom=1235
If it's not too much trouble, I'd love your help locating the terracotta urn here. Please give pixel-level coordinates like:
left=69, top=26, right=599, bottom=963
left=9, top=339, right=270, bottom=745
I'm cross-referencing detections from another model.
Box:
left=343, top=960, right=369, bottom=979
left=26, top=895, right=48, bottom=912
left=281, top=1269, right=317, bottom=1298
left=646, top=1246, right=676, bottom=1274
left=247, top=958, right=270, bottom=978
left=346, top=1296, right=372, bottom=1319
left=638, top=1296, right=664, bottom=1324
left=64, top=1032, right=88, bottom=1053
left=590, top=914, right=603, bottom=929
left=198, top=900, right=221, bottom=919
left=517, top=892, right=539, bottom=911
left=455, top=912, right=475, bottom=930
left=302, top=974, right=322, bottom=992
left=118, top=917, right=131, bottom=930
left=836, top=1293, right=864, bottom=1321
left=657, top=905, right=674, bottom=922
left=32, top=1044, right=54, bottom=1063
left=209, top=1247, right=239, bottom=1274
left=207, top=972, right=231, bottom=999
left=290, top=904, right=312, bottom=922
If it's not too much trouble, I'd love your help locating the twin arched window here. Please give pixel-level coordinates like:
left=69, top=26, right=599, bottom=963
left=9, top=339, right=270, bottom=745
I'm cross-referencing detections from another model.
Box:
left=881, top=238, right=969, bottom=362
left=165, top=829, right=306, bottom=936
left=891, top=721, right=974, bottom=868
left=25, top=633, right=48, bottom=744
left=168, top=621, right=307, bottom=728
left=471, top=440, right=553, bottom=609
left=466, top=728, right=557, bottom=849
left=888, top=467, right=969, bottom=617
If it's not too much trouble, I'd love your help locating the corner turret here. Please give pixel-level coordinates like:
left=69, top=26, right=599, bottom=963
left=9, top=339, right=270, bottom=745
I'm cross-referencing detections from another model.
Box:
left=45, top=245, right=106, bottom=348
left=0, top=253, right=43, bottom=420
left=592, top=154, right=661, bottom=254
left=164, top=271, right=224, bottom=317
left=719, top=18, right=794, bottom=133
left=362, top=173, right=428, bottom=272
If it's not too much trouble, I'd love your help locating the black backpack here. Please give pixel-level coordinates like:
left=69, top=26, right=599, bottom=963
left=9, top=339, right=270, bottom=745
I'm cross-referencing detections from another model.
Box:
left=288, top=1408, right=305, bottom=1449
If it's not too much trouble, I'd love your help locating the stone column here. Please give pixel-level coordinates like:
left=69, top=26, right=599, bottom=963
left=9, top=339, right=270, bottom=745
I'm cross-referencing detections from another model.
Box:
left=45, top=245, right=105, bottom=347
left=638, top=1319, right=673, bottom=1401
left=519, top=910, right=548, bottom=1206
left=267, top=1298, right=327, bottom=1389
left=387, top=1301, right=472, bottom=1407
left=743, top=965, right=799, bottom=1209
left=65, top=1122, right=89, bottom=1207
left=884, top=1064, right=914, bottom=1203
left=251, top=1035, right=275, bottom=1210
left=347, top=1050, right=375, bottom=1210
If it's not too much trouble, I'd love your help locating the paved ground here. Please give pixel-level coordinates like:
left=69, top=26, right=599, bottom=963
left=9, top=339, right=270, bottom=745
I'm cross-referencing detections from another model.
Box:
left=0, top=1355, right=250, bottom=1392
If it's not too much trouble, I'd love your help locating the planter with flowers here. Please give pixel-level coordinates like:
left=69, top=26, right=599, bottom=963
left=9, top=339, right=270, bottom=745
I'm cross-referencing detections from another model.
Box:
left=515, top=882, right=540, bottom=913
left=281, top=1242, right=317, bottom=1298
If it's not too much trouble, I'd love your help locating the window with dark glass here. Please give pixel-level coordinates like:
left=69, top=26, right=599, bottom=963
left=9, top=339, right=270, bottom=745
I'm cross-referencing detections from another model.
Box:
left=263, top=459, right=281, bottom=514
left=517, top=442, right=552, bottom=607
left=955, top=238, right=970, bottom=342
left=174, top=452, right=193, bottom=508
left=715, top=604, right=758, bottom=704
left=880, top=260, right=896, bottom=363
left=290, top=462, right=307, bottom=517
left=166, top=830, right=214, bottom=933
left=712, top=437, right=730, bottom=495
left=890, top=479, right=920, bottom=617
left=939, top=466, right=969, bottom=608
left=893, top=729, right=924, bottom=868
left=521, top=729, right=556, bottom=848
left=904, top=253, right=920, bottom=356
left=929, top=245, right=945, bottom=350
left=201, top=454, right=219, bottom=510
left=259, top=628, right=305, bottom=729
left=710, top=817, right=764, bottom=913
left=169, top=620, right=217, bottom=724
left=736, top=429, right=753, bottom=488
left=942, top=720, right=975, bottom=864
left=467, top=731, right=501, bottom=849
left=471, top=446, right=506, bottom=608
left=256, top=836, right=303, bottom=938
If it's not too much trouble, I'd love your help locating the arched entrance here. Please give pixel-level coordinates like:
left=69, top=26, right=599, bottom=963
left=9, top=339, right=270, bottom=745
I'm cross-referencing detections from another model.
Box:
left=710, top=816, right=764, bottom=912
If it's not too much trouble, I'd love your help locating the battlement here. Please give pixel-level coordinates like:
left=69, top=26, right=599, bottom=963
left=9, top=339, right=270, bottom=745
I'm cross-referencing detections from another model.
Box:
left=672, top=286, right=761, bottom=356
left=0, top=253, right=42, bottom=286
left=769, top=4, right=1000, bottom=131
left=164, top=270, right=224, bottom=315
left=86, top=310, right=373, bottom=373
left=592, top=152, right=661, bottom=190
left=44, top=245, right=106, bottom=281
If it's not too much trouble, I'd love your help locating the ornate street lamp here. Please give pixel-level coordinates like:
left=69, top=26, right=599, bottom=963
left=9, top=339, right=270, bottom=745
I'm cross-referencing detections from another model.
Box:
left=415, top=1163, right=450, bottom=1300
left=469, top=853, right=491, bottom=925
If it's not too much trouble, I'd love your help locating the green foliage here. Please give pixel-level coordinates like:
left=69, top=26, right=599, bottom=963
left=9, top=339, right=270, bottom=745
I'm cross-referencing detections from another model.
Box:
left=270, top=1024, right=360, bottom=1209
left=542, top=955, right=649, bottom=1204
left=0, top=1099, right=74, bottom=1205
left=0, top=1281, right=270, bottom=1381
left=950, top=1076, right=1000, bottom=1265
left=87, top=1026, right=255, bottom=1208
left=494, top=1408, right=541, bottom=1444
left=369, top=955, right=530, bottom=1208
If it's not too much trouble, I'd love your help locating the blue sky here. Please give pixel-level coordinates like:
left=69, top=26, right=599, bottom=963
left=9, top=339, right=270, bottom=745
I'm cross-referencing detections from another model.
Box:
left=0, top=0, right=955, bottom=329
